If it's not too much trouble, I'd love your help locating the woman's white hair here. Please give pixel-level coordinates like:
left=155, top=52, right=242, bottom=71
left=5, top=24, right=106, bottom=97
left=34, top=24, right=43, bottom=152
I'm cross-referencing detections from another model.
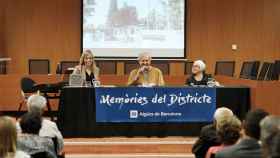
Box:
left=27, top=94, right=47, bottom=114
left=193, top=60, right=206, bottom=71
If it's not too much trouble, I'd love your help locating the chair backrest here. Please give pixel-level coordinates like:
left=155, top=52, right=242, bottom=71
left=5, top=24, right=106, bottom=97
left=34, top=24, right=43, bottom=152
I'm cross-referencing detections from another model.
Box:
left=152, top=61, right=169, bottom=75
left=124, top=61, right=139, bottom=75
left=51, top=137, right=65, bottom=158
left=185, top=61, right=193, bottom=75
left=258, top=62, right=271, bottom=80
left=29, top=59, right=50, bottom=74
left=240, top=61, right=260, bottom=80
left=266, top=63, right=276, bottom=80
left=31, top=152, right=49, bottom=158
left=273, top=60, right=280, bottom=80
left=96, top=60, right=117, bottom=74
left=215, top=61, right=235, bottom=77
left=52, top=137, right=59, bottom=155
left=59, top=61, right=79, bottom=74
left=21, top=77, right=37, bottom=93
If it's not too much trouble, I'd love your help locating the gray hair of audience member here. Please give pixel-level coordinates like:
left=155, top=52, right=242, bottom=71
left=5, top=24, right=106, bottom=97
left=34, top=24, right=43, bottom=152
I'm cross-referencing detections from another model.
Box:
left=262, top=130, right=280, bottom=158
left=137, top=52, right=152, bottom=61
left=216, top=115, right=242, bottom=131
left=27, top=94, right=47, bottom=115
left=216, top=115, right=242, bottom=145
left=260, top=115, right=280, bottom=141
left=214, top=107, right=234, bottom=123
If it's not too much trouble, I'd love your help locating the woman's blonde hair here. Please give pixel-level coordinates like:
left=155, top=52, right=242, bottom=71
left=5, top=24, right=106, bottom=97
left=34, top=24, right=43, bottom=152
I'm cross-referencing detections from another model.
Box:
left=0, top=116, right=17, bottom=158
left=79, top=49, right=97, bottom=70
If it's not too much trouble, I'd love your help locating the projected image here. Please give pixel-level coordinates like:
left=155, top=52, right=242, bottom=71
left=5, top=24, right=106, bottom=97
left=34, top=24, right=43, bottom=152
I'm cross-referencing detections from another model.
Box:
left=83, top=0, right=185, bottom=57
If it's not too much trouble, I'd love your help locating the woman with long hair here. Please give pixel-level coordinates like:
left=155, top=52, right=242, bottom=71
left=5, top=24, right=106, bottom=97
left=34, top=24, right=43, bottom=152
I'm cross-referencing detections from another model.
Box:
left=0, top=116, right=30, bottom=158
left=72, top=49, right=100, bottom=86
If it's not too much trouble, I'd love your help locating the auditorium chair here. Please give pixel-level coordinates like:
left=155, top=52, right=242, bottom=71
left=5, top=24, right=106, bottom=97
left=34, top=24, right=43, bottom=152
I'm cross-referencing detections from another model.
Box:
left=274, top=60, right=280, bottom=80
left=266, top=63, right=277, bottom=80
left=185, top=61, right=193, bottom=75
left=31, top=152, right=49, bottom=158
left=240, top=61, right=260, bottom=80
left=56, top=61, right=79, bottom=74
left=18, top=77, right=38, bottom=119
left=52, top=137, right=65, bottom=158
left=18, top=77, right=55, bottom=120
left=215, top=61, right=235, bottom=77
left=257, top=62, right=271, bottom=80
left=28, top=59, right=50, bottom=74
left=96, top=60, right=117, bottom=74
left=56, top=61, right=79, bottom=84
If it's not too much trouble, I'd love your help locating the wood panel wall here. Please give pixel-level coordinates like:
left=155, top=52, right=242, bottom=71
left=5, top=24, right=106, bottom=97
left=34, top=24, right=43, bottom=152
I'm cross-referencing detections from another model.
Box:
left=2, top=0, right=81, bottom=74
left=1, top=0, right=280, bottom=75
left=188, top=0, right=280, bottom=76
left=0, top=1, right=5, bottom=57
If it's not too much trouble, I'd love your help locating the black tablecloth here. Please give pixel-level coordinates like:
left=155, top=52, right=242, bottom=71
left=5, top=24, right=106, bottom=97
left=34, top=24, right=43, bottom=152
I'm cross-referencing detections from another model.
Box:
left=57, top=87, right=250, bottom=137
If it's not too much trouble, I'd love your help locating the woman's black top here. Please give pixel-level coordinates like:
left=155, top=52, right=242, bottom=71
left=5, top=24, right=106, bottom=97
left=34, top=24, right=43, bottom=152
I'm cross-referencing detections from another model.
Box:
left=185, top=74, right=212, bottom=86
left=85, top=71, right=95, bottom=85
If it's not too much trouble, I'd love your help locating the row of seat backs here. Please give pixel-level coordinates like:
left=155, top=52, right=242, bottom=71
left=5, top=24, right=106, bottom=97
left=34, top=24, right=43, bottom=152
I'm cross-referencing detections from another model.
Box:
left=28, top=59, right=79, bottom=74
left=28, top=59, right=280, bottom=80
left=186, top=60, right=280, bottom=80
left=239, top=61, right=279, bottom=80
left=28, top=59, right=169, bottom=75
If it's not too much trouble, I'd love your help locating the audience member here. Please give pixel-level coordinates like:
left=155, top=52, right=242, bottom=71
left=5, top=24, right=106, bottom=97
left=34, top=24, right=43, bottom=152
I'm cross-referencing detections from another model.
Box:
left=17, top=113, right=57, bottom=158
left=192, top=107, right=233, bottom=158
left=0, top=116, right=30, bottom=158
left=16, top=94, right=64, bottom=153
left=260, top=115, right=280, bottom=141
left=264, top=131, right=280, bottom=158
left=215, top=109, right=269, bottom=158
left=260, top=115, right=280, bottom=158
left=205, top=116, right=241, bottom=158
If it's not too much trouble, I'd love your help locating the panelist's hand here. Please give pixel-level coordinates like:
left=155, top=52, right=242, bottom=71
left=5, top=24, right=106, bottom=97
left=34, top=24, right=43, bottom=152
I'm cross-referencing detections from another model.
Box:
left=74, top=65, right=82, bottom=73
left=134, top=66, right=147, bottom=81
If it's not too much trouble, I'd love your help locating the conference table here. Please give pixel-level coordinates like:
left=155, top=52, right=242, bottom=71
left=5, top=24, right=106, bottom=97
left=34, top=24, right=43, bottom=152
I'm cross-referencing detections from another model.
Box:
left=57, top=86, right=250, bottom=138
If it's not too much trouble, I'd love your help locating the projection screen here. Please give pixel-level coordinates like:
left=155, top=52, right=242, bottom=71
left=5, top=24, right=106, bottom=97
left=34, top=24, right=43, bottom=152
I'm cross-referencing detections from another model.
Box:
left=83, top=0, right=186, bottom=58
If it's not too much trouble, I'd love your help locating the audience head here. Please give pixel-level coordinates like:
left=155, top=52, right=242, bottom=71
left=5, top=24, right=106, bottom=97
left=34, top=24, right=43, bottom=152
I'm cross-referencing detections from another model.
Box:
left=213, top=107, right=234, bottom=126
left=260, top=115, right=280, bottom=141
left=138, top=52, right=152, bottom=67
left=80, top=49, right=95, bottom=67
left=263, top=131, right=280, bottom=158
left=20, top=112, right=42, bottom=135
left=0, top=116, right=17, bottom=158
left=243, top=109, right=269, bottom=140
left=269, top=131, right=280, bottom=158
left=217, top=115, right=242, bottom=145
left=27, top=94, right=47, bottom=115
left=192, top=60, right=206, bottom=74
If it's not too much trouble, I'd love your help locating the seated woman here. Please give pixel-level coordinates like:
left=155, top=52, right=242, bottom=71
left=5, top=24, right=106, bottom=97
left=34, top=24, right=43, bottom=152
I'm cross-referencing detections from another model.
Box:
left=185, top=60, right=218, bottom=86
left=72, top=49, right=100, bottom=86
left=0, top=116, right=30, bottom=158
left=17, top=113, right=56, bottom=158
left=205, top=115, right=242, bottom=158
